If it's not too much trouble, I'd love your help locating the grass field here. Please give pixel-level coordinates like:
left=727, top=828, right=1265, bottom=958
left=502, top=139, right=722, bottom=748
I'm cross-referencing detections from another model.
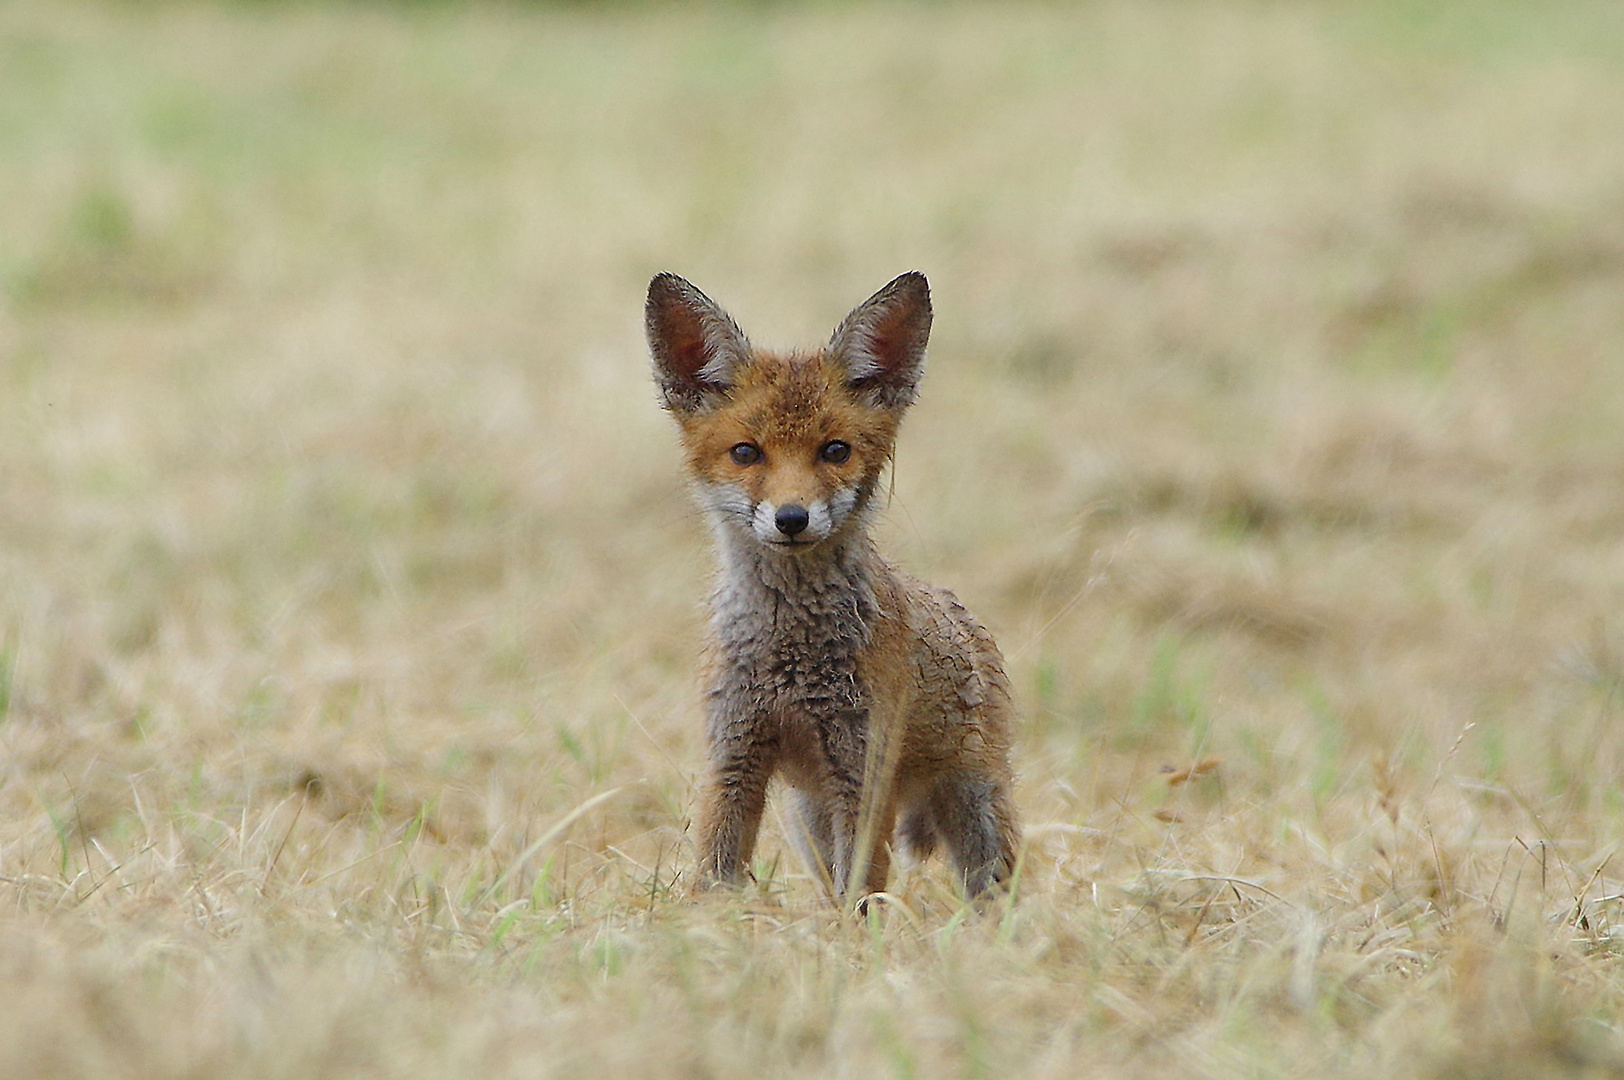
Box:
left=4, top=1, right=1624, bottom=1075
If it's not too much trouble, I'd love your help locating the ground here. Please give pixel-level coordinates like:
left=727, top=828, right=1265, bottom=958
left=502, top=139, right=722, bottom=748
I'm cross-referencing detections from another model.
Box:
left=2, top=2, right=1624, bottom=1076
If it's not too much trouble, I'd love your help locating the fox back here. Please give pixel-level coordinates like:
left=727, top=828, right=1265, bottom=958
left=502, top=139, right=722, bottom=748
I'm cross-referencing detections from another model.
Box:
left=647, top=271, right=1019, bottom=903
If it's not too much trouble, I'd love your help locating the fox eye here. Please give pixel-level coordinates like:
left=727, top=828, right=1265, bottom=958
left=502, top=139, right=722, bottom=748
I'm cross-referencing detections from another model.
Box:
left=819, top=441, right=851, bottom=464
left=730, top=443, right=762, bottom=466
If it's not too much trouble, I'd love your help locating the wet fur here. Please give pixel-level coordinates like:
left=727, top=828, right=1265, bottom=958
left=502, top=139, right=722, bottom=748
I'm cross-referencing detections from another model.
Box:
left=647, top=271, right=1020, bottom=902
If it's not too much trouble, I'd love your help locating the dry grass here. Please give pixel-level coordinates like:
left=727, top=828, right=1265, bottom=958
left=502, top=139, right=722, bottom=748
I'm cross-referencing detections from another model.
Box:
left=3, top=1, right=1624, bottom=1075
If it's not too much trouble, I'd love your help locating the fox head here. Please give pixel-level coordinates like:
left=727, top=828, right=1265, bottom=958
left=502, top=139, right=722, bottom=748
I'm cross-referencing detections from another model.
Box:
left=647, top=272, right=932, bottom=554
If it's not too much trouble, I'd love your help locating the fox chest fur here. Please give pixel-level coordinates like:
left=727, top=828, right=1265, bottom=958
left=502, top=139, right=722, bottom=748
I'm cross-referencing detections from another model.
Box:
left=647, top=271, right=1020, bottom=903
left=706, top=535, right=873, bottom=751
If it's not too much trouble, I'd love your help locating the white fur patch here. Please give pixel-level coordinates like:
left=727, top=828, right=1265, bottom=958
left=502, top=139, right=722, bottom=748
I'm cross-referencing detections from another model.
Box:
left=695, top=482, right=755, bottom=536
left=739, top=489, right=860, bottom=548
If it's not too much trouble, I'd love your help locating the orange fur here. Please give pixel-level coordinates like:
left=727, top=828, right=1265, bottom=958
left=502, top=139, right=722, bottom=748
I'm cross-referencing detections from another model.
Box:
left=647, top=272, right=1020, bottom=904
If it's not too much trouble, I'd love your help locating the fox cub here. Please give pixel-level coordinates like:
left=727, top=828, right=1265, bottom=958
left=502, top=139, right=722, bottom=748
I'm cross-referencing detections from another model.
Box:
left=647, top=271, right=1020, bottom=902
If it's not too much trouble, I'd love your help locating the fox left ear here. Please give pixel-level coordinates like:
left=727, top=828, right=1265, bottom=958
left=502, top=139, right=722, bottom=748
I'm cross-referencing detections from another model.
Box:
left=828, top=271, right=932, bottom=411
left=646, top=273, right=752, bottom=415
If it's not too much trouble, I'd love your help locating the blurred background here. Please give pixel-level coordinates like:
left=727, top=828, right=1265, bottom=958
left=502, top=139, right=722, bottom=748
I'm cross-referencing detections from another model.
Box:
left=1, top=1, right=1623, bottom=1075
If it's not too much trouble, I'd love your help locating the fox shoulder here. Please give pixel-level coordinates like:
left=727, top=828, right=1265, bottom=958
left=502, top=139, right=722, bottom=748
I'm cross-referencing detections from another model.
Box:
left=897, top=572, right=1014, bottom=711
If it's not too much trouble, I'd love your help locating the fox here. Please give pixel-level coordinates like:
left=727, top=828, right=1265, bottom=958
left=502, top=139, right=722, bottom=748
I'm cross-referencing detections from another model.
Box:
left=646, top=270, right=1020, bottom=904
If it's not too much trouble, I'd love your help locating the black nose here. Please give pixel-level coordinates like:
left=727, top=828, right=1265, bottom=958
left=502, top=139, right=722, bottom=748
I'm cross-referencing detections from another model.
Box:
left=774, top=504, right=810, bottom=536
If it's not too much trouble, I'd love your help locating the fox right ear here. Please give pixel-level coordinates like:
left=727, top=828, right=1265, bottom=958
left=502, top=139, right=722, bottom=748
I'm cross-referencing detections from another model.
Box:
left=646, top=273, right=751, bottom=414
left=828, top=271, right=932, bottom=413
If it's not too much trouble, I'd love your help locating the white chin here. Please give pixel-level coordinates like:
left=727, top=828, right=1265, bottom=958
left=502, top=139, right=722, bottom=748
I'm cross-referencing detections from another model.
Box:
left=756, top=533, right=820, bottom=551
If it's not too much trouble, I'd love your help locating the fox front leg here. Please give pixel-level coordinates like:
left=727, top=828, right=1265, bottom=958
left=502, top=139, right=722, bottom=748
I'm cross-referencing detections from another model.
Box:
left=694, top=714, right=777, bottom=889
left=841, top=796, right=898, bottom=903
left=820, top=716, right=902, bottom=905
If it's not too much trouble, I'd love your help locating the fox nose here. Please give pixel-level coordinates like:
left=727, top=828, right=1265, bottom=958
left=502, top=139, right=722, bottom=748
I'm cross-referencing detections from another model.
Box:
left=774, top=504, right=810, bottom=536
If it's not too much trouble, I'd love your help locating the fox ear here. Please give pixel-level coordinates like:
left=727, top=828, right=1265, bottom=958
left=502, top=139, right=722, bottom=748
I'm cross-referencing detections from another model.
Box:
left=646, top=273, right=752, bottom=414
left=828, top=271, right=932, bottom=411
